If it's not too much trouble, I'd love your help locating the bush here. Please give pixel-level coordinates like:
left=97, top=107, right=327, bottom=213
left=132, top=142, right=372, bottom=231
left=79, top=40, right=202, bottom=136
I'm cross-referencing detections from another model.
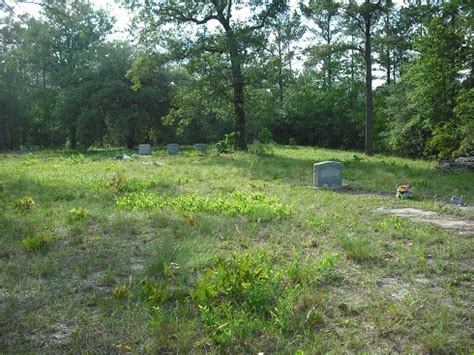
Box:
left=258, top=128, right=273, bottom=144
left=216, top=132, right=236, bottom=153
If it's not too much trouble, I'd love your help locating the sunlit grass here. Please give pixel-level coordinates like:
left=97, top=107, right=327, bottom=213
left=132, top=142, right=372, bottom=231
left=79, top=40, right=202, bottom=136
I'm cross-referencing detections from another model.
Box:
left=0, top=146, right=472, bottom=352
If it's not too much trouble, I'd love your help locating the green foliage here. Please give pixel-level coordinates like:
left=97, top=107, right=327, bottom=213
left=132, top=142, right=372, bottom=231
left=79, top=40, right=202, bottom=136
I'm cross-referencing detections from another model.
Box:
left=216, top=132, right=237, bottom=153
left=189, top=251, right=331, bottom=347
left=338, top=234, right=379, bottom=262
left=314, top=253, right=340, bottom=285
left=112, top=284, right=131, bottom=299
left=21, top=231, right=53, bottom=252
left=67, top=207, right=90, bottom=222
left=14, top=196, right=35, bottom=213
left=109, top=170, right=129, bottom=193
left=1, top=148, right=473, bottom=353
left=116, top=191, right=291, bottom=221
left=453, top=88, right=474, bottom=157
left=67, top=154, right=85, bottom=165
left=258, top=128, right=273, bottom=144
left=382, top=9, right=467, bottom=159
left=248, top=142, right=274, bottom=156
left=192, top=252, right=272, bottom=308
left=115, top=192, right=164, bottom=211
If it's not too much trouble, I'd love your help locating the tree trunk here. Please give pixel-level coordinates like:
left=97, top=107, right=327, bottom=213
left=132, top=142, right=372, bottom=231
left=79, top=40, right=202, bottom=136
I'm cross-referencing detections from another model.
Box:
left=278, top=39, right=284, bottom=107
left=228, top=35, right=247, bottom=151
left=364, top=16, right=374, bottom=156
left=386, top=48, right=391, bottom=85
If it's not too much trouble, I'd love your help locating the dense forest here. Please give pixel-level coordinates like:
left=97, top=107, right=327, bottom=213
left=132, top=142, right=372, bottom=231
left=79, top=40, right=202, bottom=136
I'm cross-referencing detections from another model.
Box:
left=0, top=0, right=472, bottom=158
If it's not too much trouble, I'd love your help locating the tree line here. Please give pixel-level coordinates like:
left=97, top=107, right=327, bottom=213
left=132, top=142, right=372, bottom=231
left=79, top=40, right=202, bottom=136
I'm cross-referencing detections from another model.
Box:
left=0, top=0, right=472, bottom=158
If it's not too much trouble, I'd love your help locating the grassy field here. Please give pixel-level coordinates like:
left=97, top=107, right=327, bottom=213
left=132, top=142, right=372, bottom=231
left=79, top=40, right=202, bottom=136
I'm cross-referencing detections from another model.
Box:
left=0, top=145, right=472, bottom=353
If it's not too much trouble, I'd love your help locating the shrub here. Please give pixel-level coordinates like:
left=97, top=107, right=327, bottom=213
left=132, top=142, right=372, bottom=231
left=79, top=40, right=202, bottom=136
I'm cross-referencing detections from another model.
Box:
left=216, top=132, right=236, bottom=153
left=258, top=128, right=273, bottom=144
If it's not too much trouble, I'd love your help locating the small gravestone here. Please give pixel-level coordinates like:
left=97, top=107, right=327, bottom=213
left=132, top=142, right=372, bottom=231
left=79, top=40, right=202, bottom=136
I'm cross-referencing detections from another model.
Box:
left=20, top=145, right=28, bottom=153
left=450, top=195, right=464, bottom=205
left=167, top=144, right=180, bottom=155
left=138, top=144, right=151, bottom=155
left=194, top=143, right=208, bottom=154
left=30, top=145, right=40, bottom=152
left=313, top=161, right=344, bottom=189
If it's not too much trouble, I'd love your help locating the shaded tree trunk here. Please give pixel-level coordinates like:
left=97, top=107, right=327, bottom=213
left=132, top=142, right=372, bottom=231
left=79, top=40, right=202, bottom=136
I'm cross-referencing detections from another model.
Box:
left=364, top=15, right=373, bottom=156
left=226, top=30, right=247, bottom=151
left=277, top=38, right=284, bottom=107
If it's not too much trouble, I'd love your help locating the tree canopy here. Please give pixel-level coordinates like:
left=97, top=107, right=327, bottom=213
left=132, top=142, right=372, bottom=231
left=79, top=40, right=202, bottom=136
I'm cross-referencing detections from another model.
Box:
left=0, top=0, right=472, bottom=159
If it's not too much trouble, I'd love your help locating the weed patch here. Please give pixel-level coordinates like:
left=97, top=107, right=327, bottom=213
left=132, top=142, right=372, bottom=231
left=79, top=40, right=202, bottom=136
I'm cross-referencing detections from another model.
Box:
left=67, top=207, right=90, bottom=223
left=21, top=231, right=54, bottom=252
left=108, top=170, right=128, bottom=192
left=14, top=195, right=35, bottom=213
left=116, top=191, right=291, bottom=221
left=138, top=250, right=333, bottom=348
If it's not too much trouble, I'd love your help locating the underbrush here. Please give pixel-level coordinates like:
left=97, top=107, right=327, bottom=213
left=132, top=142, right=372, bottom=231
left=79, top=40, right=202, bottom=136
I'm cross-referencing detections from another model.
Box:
left=133, top=249, right=340, bottom=351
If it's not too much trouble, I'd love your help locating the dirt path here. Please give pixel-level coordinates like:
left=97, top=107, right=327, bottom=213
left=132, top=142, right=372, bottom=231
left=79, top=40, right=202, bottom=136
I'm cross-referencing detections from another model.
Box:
left=375, top=208, right=474, bottom=236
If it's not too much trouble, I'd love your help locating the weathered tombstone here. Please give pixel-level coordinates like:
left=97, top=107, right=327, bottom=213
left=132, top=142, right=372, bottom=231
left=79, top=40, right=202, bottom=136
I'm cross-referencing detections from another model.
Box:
left=30, top=145, right=40, bottom=152
left=194, top=143, right=208, bottom=154
left=450, top=195, right=464, bottom=205
left=167, top=144, right=180, bottom=155
left=20, top=145, right=28, bottom=153
left=138, top=144, right=151, bottom=155
left=313, top=161, right=344, bottom=189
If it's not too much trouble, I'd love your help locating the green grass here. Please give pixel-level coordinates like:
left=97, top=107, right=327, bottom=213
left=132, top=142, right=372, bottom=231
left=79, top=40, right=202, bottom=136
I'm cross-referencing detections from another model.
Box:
left=0, top=146, right=472, bottom=352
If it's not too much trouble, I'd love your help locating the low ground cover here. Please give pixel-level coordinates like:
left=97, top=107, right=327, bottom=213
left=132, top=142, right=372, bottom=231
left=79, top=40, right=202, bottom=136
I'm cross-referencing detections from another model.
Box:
left=0, top=146, right=472, bottom=352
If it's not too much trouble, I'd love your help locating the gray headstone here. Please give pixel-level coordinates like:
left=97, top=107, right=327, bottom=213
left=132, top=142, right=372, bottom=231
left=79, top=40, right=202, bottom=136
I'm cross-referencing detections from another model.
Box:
left=167, top=144, right=180, bottom=155
left=138, top=144, right=151, bottom=155
left=313, top=161, right=344, bottom=189
left=194, top=143, right=208, bottom=154
left=450, top=195, right=464, bottom=205
left=20, top=145, right=28, bottom=153
left=30, top=145, right=40, bottom=152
